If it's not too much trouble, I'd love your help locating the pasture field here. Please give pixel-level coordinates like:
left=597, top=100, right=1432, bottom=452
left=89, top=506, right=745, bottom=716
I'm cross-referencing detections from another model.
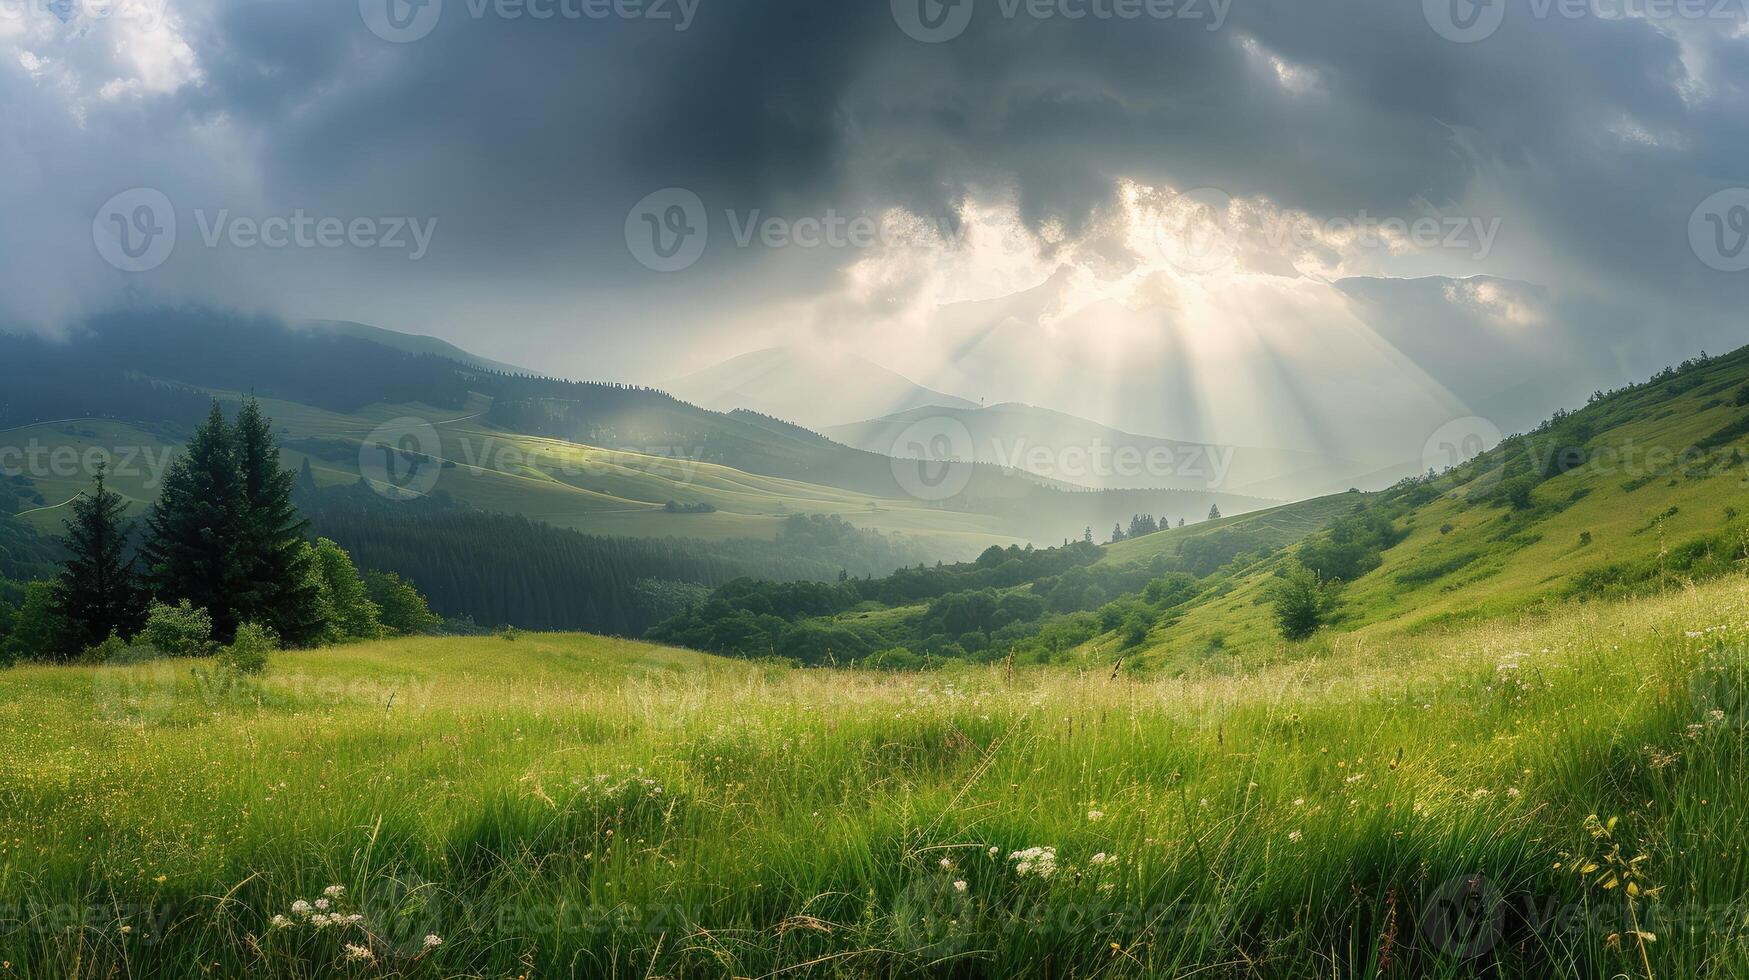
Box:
left=1, top=580, right=1747, bottom=978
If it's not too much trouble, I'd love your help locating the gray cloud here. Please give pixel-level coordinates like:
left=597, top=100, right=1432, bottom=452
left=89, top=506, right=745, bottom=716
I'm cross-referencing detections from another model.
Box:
left=2, top=0, right=1746, bottom=420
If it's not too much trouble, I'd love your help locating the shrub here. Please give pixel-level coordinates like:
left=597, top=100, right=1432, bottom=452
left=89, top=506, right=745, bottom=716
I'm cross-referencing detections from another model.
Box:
left=218, top=622, right=278, bottom=674
left=1578, top=531, right=1593, bottom=547
left=140, top=600, right=216, bottom=657
left=78, top=630, right=132, bottom=664
left=365, top=571, right=442, bottom=636
left=1269, top=564, right=1334, bottom=641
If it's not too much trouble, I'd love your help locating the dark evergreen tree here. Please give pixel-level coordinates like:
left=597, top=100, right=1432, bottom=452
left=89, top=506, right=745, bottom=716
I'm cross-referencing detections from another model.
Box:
left=1207, top=504, right=1222, bottom=521
left=49, top=464, right=145, bottom=659
left=234, top=398, right=324, bottom=644
left=143, top=401, right=250, bottom=641
left=1110, top=523, right=1126, bottom=544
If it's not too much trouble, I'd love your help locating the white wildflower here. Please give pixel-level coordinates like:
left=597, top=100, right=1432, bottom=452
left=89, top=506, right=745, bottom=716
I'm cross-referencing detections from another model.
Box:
left=953, top=880, right=968, bottom=892
left=1288, top=830, right=1303, bottom=843
left=1087, top=810, right=1104, bottom=822
left=422, top=934, right=444, bottom=950
left=290, top=900, right=312, bottom=916
left=269, top=914, right=291, bottom=929
left=344, top=943, right=375, bottom=964
left=1008, top=846, right=1059, bottom=879
left=322, top=885, right=346, bottom=899
left=314, top=898, right=330, bottom=911
left=938, top=857, right=953, bottom=870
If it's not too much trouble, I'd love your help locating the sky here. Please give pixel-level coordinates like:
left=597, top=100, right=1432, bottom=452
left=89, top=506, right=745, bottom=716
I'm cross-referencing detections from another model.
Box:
left=4, top=0, right=1749, bottom=469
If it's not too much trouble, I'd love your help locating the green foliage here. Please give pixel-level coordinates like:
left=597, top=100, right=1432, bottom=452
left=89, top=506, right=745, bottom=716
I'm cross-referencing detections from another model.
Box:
left=217, top=621, right=277, bottom=674
left=307, top=538, right=382, bottom=642
left=233, top=398, right=325, bottom=645
left=140, top=599, right=217, bottom=658
left=51, top=465, right=145, bottom=660
left=1295, top=508, right=1403, bottom=583
left=364, top=571, right=442, bottom=636
left=7, top=581, right=66, bottom=663
left=77, top=630, right=132, bottom=665
left=143, top=401, right=250, bottom=641
left=1269, top=563, right=1333, bottom=640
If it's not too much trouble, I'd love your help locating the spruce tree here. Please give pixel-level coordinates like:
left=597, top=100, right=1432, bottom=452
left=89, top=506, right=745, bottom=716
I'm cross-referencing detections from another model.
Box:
left=143, top=401, right=249, bottom=641
left=234, top=398, right=323, bottom=644
left=51, top=463, right=145, bottom=658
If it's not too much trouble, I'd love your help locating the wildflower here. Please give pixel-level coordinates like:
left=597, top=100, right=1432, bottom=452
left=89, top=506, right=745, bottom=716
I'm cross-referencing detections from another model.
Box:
left=314, top=898, right=330, bottom=911
left=291, top=900, right=312, bottom=916
left=310, top=914, right=332, bottom=928
left=939, top=857, right=953, bottom=870
left=1009, top=846, right=1059, bottom=879
left=322, top=885, right=346, bottom=899
left=1090, top=852, right=1114, bottom=865
left=1288, top=830, right=1303, bottom=843
left=270, top=915, right=292, bottom=929
left=1506, top=788, right=1521, bottom=798
left=422, top=934, right=444, bottom=950
left=988, top=846, right=999, bottom=858
left=1087, top=810, right=1104, bottom=822
left=344, top=943, right=375, bottom=964
left=953, top=880, right=968, bottom=892
left=1292, top=798, right=1305, bottom=807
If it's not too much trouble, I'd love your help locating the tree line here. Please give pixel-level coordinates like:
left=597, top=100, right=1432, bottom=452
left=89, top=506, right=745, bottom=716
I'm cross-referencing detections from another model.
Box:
left=0, top=400, right=437, bottom=665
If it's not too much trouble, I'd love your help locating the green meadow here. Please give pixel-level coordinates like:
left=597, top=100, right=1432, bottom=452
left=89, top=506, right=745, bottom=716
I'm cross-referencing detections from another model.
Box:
left=3, top=576, right=1745, bottom=978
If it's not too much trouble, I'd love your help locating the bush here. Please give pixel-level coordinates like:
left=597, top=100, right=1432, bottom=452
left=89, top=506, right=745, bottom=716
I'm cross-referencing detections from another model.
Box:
left=365, top=571, right=442, bottom=636
left=1269, top=564, right=1333, bottom=641
left=78, top=630, right=132, bottom=664
left=140, top=600, right=216, bottom=657
left=218, top=622, right=278, bottom=674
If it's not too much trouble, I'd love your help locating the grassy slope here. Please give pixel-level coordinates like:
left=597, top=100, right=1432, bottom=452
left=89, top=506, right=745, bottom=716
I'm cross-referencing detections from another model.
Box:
left=2, top=581, right=1745, bottom=977
left=1113, top=349, right=1749, bottom=666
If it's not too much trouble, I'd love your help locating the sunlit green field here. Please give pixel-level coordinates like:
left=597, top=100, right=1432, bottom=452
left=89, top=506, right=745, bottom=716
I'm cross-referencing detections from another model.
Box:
left=1, top=580, right=1746, bottom=978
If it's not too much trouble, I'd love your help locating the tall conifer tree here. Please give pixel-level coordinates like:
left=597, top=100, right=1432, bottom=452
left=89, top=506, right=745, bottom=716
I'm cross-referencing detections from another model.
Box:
left=233, top=398, right=323, bottom=644
left=51, top=463, right=144, bottom=658
left=143, top=401, right=249, bottom=641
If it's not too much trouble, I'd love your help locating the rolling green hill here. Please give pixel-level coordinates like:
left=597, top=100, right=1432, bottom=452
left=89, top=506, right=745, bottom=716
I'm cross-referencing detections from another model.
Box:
left=653, top=345, right=1749, bottom=673
left=0, top=313, right=1275, bottom=558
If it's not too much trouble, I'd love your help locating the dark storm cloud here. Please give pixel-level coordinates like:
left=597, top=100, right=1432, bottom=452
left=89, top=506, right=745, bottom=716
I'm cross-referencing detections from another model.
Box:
left=3, top=0, right=1747, bottom=378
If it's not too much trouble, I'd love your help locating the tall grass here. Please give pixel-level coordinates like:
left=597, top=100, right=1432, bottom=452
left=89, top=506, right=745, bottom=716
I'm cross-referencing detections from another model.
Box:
left=1, top=581, right=1745, bottom=977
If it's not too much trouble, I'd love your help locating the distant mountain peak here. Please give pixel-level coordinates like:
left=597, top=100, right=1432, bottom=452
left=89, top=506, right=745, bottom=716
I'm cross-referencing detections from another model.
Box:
left=668, top=344, right=977, bottom=430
